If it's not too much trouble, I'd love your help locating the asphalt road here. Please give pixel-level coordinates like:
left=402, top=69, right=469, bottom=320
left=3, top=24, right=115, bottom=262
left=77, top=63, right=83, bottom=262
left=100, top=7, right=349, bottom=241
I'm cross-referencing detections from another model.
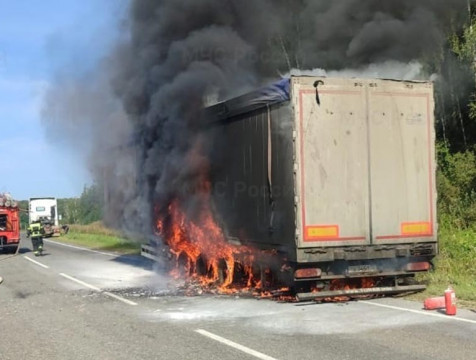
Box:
left=1, top=236, right=476, bottom=360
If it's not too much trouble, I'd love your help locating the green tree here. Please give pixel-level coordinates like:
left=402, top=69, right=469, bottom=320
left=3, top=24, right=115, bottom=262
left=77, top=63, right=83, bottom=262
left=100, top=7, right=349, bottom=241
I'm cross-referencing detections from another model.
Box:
left=437, top=144, right=476, bottom=228
left=423, top=6, right=476, bottom=229
left=77, top=183, right=104, bottom=225
left=18, top=200, right=29, bottom=229
left=57, top=198, right=80, bottom=224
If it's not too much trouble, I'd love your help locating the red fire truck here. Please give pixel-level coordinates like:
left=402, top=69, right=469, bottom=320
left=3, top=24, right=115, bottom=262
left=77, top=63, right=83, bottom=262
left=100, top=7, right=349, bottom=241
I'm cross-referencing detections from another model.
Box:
left=0, top=194, right=20, bottom=254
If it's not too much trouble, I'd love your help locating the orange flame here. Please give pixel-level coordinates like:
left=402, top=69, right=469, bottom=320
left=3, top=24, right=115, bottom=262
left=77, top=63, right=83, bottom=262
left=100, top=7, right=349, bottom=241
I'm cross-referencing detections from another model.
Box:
left=320, top=277, right=377, bottom=302
left=154, top=141, right=272, bottom=295
left=156, top=189, right=260, bottom=292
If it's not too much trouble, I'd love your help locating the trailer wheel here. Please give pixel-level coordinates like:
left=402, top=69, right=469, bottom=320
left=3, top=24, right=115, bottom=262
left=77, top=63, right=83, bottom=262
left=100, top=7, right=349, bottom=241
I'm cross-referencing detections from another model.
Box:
left=260, top=266, right=274, bottom=290
left=217, top=261, right=225, bottom=284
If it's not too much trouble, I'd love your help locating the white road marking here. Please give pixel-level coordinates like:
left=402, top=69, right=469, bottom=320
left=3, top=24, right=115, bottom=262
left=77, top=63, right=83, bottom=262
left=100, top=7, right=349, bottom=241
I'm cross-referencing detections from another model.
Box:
left=24, top=256, right=50, bottom=269
left=59, top=273, right=101, bottom=291
left=362, top=300, right=476, bottom=325
left=44, top=239, right=115, bottom=257
left=196, top=329, right=279, bottom=360
left=104, top=291, right=138, bottom=306
left=59, top=273, right=137, bottom=306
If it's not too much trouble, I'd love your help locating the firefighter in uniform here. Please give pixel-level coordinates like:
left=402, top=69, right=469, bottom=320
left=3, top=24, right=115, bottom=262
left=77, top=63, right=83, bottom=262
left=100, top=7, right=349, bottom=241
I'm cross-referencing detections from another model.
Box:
left=27, top=221, right=45, bottom=256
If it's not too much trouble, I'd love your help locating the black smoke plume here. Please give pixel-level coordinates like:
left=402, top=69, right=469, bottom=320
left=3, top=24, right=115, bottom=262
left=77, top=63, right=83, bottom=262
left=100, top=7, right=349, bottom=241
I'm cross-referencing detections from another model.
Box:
left=42, top=0, right=468, bottom=235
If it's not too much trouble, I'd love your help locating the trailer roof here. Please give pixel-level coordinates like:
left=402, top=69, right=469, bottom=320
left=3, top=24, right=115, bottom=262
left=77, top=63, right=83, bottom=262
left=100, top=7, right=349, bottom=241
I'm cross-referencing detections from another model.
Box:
left=205, top=78, right=291, bottom=122
left=204, top=76, right=433, bottom=122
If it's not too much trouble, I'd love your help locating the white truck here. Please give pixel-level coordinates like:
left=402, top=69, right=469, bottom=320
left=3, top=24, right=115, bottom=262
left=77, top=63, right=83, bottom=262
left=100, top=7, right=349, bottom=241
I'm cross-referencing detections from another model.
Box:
left=29, top=197, right=60, bottom=237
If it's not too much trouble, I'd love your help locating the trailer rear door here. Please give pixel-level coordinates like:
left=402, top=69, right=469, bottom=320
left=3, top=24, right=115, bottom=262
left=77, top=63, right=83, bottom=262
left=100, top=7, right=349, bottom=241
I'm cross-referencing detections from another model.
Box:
left=368, top=81, right=436, bottom=244
left=293, top=77, right=371, bottom=247
left=293, top=77, right=436, bottom=248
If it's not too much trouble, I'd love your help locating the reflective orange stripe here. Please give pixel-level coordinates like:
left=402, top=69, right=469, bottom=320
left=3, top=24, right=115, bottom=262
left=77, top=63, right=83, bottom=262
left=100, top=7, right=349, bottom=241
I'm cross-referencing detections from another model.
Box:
left=401, top=222, right=431, bottom=236
left=306, top=225, right=339, bottom=239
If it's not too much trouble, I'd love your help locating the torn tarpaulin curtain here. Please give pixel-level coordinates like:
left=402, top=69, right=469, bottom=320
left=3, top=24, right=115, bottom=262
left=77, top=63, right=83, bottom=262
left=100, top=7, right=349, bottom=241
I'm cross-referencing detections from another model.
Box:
left=205, top=78, right=291, bottom=122
left=247, top=78, right=291, bottom=106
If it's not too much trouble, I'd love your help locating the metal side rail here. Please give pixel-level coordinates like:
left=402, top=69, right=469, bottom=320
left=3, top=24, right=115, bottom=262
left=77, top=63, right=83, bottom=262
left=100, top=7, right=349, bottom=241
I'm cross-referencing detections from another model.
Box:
left=296, top=285, right=426, bottom=301
left=141, top=244, right=160, bottom=262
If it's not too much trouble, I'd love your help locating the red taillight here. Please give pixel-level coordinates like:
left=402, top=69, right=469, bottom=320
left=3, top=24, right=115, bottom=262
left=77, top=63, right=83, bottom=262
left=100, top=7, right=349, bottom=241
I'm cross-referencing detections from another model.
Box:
left=406, top=262, right=431, bottom=272
left=294, top=268, right=322, bottom=279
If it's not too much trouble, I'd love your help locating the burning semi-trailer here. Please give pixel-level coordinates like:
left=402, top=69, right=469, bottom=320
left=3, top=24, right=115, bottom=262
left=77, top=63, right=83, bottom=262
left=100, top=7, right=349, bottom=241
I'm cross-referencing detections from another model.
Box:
left=145, top=76, right=437, bottom=300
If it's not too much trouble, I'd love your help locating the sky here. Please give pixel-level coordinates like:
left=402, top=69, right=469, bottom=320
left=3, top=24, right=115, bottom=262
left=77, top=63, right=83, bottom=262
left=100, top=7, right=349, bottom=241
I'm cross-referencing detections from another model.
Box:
left=0, top=0, right=126, bottom=200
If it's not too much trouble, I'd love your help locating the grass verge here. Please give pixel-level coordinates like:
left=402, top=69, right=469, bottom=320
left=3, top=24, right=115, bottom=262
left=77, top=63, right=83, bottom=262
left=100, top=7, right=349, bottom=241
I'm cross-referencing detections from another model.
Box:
left=409, top=225, right=476, bottom=309
left=53, top=222, right=141, bottom=255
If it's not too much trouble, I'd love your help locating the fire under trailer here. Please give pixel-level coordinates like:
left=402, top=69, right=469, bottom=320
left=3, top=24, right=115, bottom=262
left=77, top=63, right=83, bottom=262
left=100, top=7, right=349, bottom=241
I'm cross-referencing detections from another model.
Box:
left=204, top=76, right=437, bottom=299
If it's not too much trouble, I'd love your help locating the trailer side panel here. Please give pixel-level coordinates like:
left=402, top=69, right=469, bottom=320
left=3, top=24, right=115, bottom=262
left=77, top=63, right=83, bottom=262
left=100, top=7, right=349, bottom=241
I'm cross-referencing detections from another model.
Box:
left=208, top=103, right=297, bottom=256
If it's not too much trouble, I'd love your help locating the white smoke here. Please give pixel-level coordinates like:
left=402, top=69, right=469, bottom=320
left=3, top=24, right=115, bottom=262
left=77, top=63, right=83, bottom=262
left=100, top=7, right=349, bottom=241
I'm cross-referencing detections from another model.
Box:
left=288, top=60, right=425, bottom=81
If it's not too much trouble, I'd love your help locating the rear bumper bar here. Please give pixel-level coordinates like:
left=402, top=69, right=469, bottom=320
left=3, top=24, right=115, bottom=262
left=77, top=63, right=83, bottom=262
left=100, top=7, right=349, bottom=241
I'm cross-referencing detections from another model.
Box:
left=296, top=285, right=426, bottom=301
left=297, top=243, right=437, bottom=263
